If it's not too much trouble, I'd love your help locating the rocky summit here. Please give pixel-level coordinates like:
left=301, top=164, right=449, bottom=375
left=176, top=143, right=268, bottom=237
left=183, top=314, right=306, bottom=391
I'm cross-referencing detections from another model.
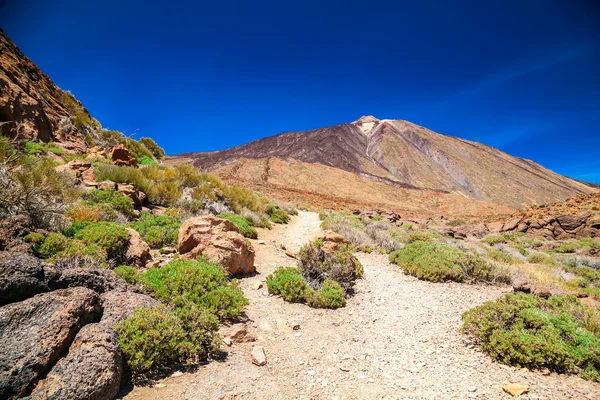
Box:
left=173, top=115, right=596, bottom=210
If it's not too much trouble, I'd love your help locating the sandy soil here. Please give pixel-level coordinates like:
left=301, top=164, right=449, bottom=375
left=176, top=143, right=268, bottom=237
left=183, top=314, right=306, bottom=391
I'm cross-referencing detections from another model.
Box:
left=120, top=211, right=600, bottom=400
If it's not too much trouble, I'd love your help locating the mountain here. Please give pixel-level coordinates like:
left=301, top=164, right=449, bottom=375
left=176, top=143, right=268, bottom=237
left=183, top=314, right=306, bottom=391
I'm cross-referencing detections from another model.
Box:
left=173, top=116, right=596, bottom=210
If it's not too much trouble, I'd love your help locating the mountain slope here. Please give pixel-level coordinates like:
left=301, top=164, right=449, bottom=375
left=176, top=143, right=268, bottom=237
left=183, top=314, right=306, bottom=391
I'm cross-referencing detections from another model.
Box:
left=175, top=116, right=595, bottom=209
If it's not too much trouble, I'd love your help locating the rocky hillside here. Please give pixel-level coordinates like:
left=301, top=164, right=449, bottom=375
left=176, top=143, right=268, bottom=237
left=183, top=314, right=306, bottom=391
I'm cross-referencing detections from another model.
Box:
left=175, top=116, right=596, bottom=209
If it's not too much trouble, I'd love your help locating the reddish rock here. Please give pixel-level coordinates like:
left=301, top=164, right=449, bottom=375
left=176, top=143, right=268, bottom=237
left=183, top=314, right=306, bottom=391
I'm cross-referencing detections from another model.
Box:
left=314, top=232, right=349, bottom=253
left=486, top=221, right=503, bottom=233
left=117, top=183, right=146, bottom=206
left=87, top=146, right=106, bottom=158
left=251, top=346, right=267, bottom=366
left=97, top=180, right=117, bottom=191
left=502, top=217, right=521, bottom=231
left=123, top=228, right=151, bottom=267
left=556, top=215, right=587, bottom=231
left=108, top=144, right=137, bottom=167
left=178, top=216, right=255, bottom=274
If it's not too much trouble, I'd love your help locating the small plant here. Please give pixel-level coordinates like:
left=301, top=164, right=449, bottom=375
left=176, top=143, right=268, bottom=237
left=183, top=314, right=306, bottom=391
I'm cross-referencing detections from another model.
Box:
left=447, top=219, right=467, bottom=227
left=86, top=188, right=134, bottom=218
left=67, top=204, right=102, bottom=223
left=462, top=293, right=600, bottom=381
left=319, top=280, right=346, bottom=308
left=553, top=241, right=579, bottom=254
left=266, top=267, right=309, bottom=302
left=130, top=212, right=181, bottom=248
left=266, top=204, right=289, bottom=224
left=115, top=305, right=219, bottom=374
left=114, top=265, right=142, bottom=284
left=389, top=241, right=510, bottom=284
left=143, top=259, right=248, bottom=320
left=23, top=232, right=45, bottom=245
left=122, top=138, right=155, bottom=162
left=526, top=253, right=556, bottom=265
left=35, top=233, right=70, bottom=258
left=139, top=137, right=165, bottom=160
left=580, top=238, right=600, bottom=255
left=487, top=250, right=520, bottom=265
left=399, top=230, right=440, bottom=244
left=138, top=155, right=157, bottom=166
left=217, top=212, right=258, bottom=239
left=74, top=222, right=130, bottom=259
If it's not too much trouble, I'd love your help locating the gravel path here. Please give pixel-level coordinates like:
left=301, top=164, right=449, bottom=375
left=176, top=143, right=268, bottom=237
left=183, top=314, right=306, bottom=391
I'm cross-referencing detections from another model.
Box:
left=121, top=211, right=600, bottom=400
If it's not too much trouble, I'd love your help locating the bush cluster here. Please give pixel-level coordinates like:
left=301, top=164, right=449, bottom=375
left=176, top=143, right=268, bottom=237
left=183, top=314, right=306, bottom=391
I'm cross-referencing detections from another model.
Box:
left=297, top=241, right=363, bottom=294
left=266, top=204, right=290, bottom=224
left=389, top=241, right=510, bottom=284
left=462, top=293, right=600, bottom=381
left=130, top=212, right=181, bottom=248
left=266, top=267, right=346, bottom=309
left=74, top=222, right=130, bottom=259
left=216, top=212, right=258, bottom=239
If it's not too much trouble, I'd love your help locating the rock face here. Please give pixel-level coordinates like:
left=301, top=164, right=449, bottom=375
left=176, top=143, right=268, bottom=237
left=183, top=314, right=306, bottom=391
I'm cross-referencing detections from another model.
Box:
left=109, top=144, right=137, bottom=167
left=175, top=115, right=596, bottom=209
left=123, top=228, right=151, bottom=267
left=100, top=290, right=159, bottom=328
left=0, top=251, right=49, bottom=305
left=0, top=215, right=31, bottom=252
left=117, top=183, right=146, bottom=206
left=29, top=323, right=122, bottom=400
left=0, top=287, right=101, bottom=399
left=0, top=29, right=90, bottom=150
left=178, top=216, right=255, bottom=274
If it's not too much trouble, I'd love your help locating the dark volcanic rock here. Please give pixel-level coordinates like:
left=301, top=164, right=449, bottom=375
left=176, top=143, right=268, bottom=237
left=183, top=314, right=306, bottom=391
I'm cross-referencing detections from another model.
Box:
left=556, top=214, right=587, bottom=232
left=0, top=215, right=31, bottom=252
left=46, top=267, right=131, bottom=294
left=0, top=287, right=101, bottom=399
left=100, top=290, right=159, bottom=328
left=0, top=252, right=49, bottom=305
left=29, top=324, right=122, bottom=400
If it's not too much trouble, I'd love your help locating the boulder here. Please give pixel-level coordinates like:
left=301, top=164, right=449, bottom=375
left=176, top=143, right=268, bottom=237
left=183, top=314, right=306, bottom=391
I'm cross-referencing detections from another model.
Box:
left=117, top=183, right=146, bottom=206
left=556, top=215, right=587, bottom=232
left=0, top=252, right=49, bottom=305
left=29, top=324, right=122, bottom=400
left=589, top=216, right=600, bottom=229
left=100, top=291, right=159, bottom=328
left=0, top=287, right=101, bottom=399
left=502, top=217, right=521, bottom=232
left=513, top=280, right=585, bottom=299
left=0, top=214, right=31, bottom=251
left=46, top=267, right=131, bottom=294
left=108, top=144, right=137, bottom=167
left=178, top=216, right=255, bottom=274
left=451, top=223, right=488, bottom=239
left=97, top=180, right=117, bottom=191
left=485, top=221, right=503, bottom=234
left=314, top=232, right=349, bottom=254
left=123, top=228, right=151, bottom=267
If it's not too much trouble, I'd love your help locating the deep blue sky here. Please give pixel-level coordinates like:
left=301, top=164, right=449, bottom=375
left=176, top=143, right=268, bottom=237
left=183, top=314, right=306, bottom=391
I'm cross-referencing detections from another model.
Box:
left=1, top=1, right=599, bottom=182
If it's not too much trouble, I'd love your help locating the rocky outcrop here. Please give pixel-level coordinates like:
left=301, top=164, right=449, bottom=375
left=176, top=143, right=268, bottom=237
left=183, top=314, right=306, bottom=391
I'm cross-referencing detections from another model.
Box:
left=46, top=267, right=132, bottom=294
left=123, top=228, right=151, bottom=267
left=0, top=252, right=49, bottom=305
left=117, top=183, right=146, bottom=206
left=178, top=215, right=255, bottom=274
left=109, top=144, right=137, bottom=167
left=0, top=29, right=90, bottom=150
left=0, top=214, right=31, bottom=252
left=56, top=160, right=95, bottom=183
left=29, top=323, right=122, bottom=400
left=313, top=232, right=349, bottom=254
left=0, top=287, right=101, bottom=399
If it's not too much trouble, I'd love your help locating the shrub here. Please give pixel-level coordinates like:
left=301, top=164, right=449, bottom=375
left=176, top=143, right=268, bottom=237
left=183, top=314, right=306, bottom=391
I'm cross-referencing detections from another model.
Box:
left=122, top=138, right=155, bottom=162
left=130, top=212, right=181, bottom=248
left=143, top=259, right=248, bottom=320
left=66, top=204, right=102, bottom=223
left=319, top=280, right=346, bottom=308
left=50, top=240, right=108, bottom=268
left=266, top=267, right=309, bottom=302
left=553, top=241, right=579, bottom=254
left=115, top=305, right=219, bottom=374
left=266, top=204, right=289, bottom=224
left=297, top=242, right=363, bottom=293
left=462, top=293, right=600, bottom=381
left=74, top=222, right=130, bottom=259
left=482, top=235, right=508, bottom=245
left=61, top=220, right=90, bottom=238
left=36, top=233, right=70, bottom=258
left=23, top=232, right=45, bottom=245
left=389, top=241, right=510, bottom=284
left=86, top=189, right=134, bottom=217
left=447, top=219, right=467, bottom=227
left=527, top=253, right=556, bottom=265
left=217, top=212, right=258, bottom=239
left=487, top=250, right=520, bottom=265
left=114, top=265, right=142, bottom=284
left=580, top=238, right=600, bottom=255
left=138, top=155, right=157, bottom=166
left=140, top=137, right=165, bottom=160
left=399, top=230, right=440, bottom=244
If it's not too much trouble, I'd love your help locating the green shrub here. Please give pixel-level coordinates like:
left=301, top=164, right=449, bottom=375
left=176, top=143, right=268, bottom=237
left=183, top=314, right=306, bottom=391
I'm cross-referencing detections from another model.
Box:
left=320, top=280, right=346, bottom=308
left=61, top=221, right=90, bottom=238
left=57, top=240, right=108, bottom=261
left=526, top=253, right=556, bottom=265
left=122, top=138, right=154, bottom=162
left=143, top=259, right=248, bottom=320
left=115, top=305, right=219, bottom=374
left=399, top=230, right=440, bottom=244
left=114, top=265, right=142, bottom=284
left=24, top=141, right=65, bottom=156
left=74, top=222, right=130, bottom=259
left=23, top=232, right=45, bottom=245
left=554, top=242, right=579, bottom=254
left=389, top=241, right=510, bottom=284
left=266, top=204, right=289, bottom=224
left=266, top=267, right=309, bottom=302
left=462, top=293, right=600, bottom=381
left=580, top=238, right=600, bottom=255
left=138, top=155, right=157, bottom=166
left=447, top=219, right=467, bottom=227
left=140, top=137, right=165, bottom=160
left=86, top=189, right=134, bottom=217
left=130, top=212, right=181, bottom=248
left=217, top=212, right=258, bottom=239
left=36, top=233, right=70, bottom=258
left=298, top=242, right=363, bottom=293
left=487, top=250, right=520, bottom=265
left=482, top=235, right=508, bottom=245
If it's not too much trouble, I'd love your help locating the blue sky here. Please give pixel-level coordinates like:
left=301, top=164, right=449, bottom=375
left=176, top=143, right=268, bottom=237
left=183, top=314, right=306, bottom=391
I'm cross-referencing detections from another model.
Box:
left=1, top=0, right=599, bottom=182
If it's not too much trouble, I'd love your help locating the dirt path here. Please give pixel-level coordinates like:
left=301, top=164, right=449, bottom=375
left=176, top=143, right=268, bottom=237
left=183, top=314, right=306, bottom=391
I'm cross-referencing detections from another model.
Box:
left=121, top=211, right=600, bottom=400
